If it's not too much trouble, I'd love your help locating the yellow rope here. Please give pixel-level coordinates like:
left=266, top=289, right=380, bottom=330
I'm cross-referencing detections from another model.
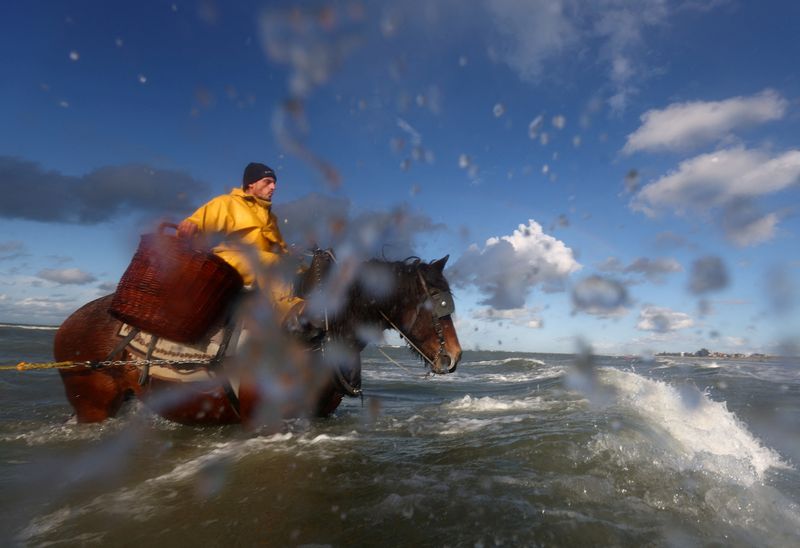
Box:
left=0, top=361, right=84, bottom=371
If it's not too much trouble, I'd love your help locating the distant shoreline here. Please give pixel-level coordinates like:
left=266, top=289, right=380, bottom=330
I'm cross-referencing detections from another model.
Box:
left=656, top=352, right=775, bottom=360
left=0, top=323, right=59, bottom=331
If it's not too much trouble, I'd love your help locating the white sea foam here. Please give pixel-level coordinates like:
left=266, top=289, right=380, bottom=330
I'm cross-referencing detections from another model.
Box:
left=696, top=360, right=720, bottom=369
left=437, top=415, right=526, bottom=435
left=466, top=357, right=546, bottom=367
left=483, top=368, right=565, bottom=383
left=593, top=369, right=787, bottom=484
left=444, top=394, right=553, bottom=413
left=1, top=418, right=130, bottom=445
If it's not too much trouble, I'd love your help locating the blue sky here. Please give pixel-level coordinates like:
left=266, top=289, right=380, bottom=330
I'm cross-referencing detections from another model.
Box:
left=1, top=0, right=798, bottom=355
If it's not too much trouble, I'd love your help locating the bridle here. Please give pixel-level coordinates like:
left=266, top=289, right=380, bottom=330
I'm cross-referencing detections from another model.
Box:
left=379, top=265, right=455, bottom=372
left=306, top=250, right=455, bottom=386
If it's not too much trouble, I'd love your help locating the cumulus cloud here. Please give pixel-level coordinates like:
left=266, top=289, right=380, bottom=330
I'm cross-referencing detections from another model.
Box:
left=636, top=305, right=694, bottom=333
left=276, top=193, right=445, bottom=260
left=0, top=157, right=210, bottom=224
left=688, top=256, right=728, bottom=295
left=597, top=255, right=682, bottom=282
left=623, top=90, right=788, bottom=154
left=631, top=147, right=800, bottom=245
left=449, top=220, right=581, bottom=309
left=571, top=275, right=631, bottom=317
left=473, top=306, right=544, bottom=329
left=37, top=268, right=97, bottom=285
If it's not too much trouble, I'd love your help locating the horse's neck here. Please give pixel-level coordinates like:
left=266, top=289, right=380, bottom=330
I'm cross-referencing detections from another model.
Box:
left=348, top=266, right=413, bottom=324
left=309, top=259, right=418, bottom=341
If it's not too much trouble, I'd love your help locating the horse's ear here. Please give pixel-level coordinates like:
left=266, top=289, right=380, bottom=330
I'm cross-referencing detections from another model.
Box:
left=431, top=255, right=449, bottom=272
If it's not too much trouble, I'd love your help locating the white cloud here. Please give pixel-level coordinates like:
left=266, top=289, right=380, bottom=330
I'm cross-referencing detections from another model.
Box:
left=473, top=306, right=544, bottom=328
left=636, top=305, right=694, bottom=333
left=0, top=293, right=76, bottom=324
left=631, top=147, right=800, bottom=245
left=623, top=90, right=788, bottom=154
left=592, top=0, right=669, bottom=113
left=486, top=0, right=676, bottom=113
left=721, top=199, right=780, bottom=246
left=486, top=0, right=579, bottom=81
left=450, top=219, right=581, bottom=309
left=37, top=268, right=97, bottom=285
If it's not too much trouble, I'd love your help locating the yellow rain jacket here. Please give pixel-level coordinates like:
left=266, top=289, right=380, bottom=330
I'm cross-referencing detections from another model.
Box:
left=184, top=188, right=301, bottom=322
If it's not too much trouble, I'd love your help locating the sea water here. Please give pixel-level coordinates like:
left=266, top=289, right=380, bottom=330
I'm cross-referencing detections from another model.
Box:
left=1, top=325, right=799, bottom=546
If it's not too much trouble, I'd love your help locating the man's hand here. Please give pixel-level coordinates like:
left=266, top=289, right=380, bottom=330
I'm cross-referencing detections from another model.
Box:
left=177, top=220, right=199, bottom=238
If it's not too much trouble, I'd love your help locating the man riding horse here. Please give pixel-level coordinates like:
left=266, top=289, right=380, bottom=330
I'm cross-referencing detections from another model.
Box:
left=52, top=162, right=462, bottom=424
left=177, top=162, right=319, bottom=341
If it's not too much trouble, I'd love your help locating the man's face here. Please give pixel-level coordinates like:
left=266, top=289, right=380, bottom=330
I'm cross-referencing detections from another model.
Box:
left=248, top=177, right=276, bottom=201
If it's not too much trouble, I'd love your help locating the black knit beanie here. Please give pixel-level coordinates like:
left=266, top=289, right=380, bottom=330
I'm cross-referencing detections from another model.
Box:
left=242, top=162, right=277, bottom=189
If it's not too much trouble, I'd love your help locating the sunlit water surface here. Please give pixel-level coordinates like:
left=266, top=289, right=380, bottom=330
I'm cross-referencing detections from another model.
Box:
left=1, top=325, right=799, bottom=547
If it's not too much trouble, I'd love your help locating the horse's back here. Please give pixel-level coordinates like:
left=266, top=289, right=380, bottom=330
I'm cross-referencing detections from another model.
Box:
left=54, top=294, right=121, bottom=362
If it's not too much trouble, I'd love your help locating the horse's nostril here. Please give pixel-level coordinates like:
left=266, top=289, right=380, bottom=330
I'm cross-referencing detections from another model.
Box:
left=440, top=355, right=451, bottom=369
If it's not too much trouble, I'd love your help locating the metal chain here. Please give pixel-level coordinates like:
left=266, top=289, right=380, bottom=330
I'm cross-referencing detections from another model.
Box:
left=1, top=357, right=217, bottom=372
left=95, top=357, right=214, bottom=367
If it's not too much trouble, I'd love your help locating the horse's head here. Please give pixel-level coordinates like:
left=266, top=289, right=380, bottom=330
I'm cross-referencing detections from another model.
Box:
left=389, top=255, right=462, bottom=374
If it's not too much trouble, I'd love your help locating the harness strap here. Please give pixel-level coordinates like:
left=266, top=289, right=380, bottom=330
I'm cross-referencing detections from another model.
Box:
left=138, top=334, right=158, bottom=385
left=105, top=326, right=141, bottom=364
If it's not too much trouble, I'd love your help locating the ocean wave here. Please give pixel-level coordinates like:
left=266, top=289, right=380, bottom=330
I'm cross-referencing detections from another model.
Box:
left=591, top=369, right=787, bottom=485
left=361, top=365, right=564, bottom=387
left=479, top=368, right=565, bottom=384
left=16, top=429, right=361, bottom=543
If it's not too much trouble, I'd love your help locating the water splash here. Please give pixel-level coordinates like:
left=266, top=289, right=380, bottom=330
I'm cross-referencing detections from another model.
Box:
left=593, top=368, right=787, bottom=484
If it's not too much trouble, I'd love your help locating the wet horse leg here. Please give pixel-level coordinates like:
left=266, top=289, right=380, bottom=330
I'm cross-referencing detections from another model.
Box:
left=58, top=365, right=140, bottom=422
left=54, top=295, right=142, bottom=423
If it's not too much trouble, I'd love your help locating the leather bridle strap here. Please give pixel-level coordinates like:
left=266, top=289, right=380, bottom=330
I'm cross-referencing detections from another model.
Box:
left=378, top=267, right=449, bottom=370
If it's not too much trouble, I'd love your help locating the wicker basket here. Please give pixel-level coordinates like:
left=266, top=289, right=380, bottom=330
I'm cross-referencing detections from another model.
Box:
left=109, top=223, right=243, bottom=343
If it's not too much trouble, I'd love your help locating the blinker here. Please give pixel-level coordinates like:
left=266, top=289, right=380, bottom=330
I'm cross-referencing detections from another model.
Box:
left=430, top=290, right=455, bottom=318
